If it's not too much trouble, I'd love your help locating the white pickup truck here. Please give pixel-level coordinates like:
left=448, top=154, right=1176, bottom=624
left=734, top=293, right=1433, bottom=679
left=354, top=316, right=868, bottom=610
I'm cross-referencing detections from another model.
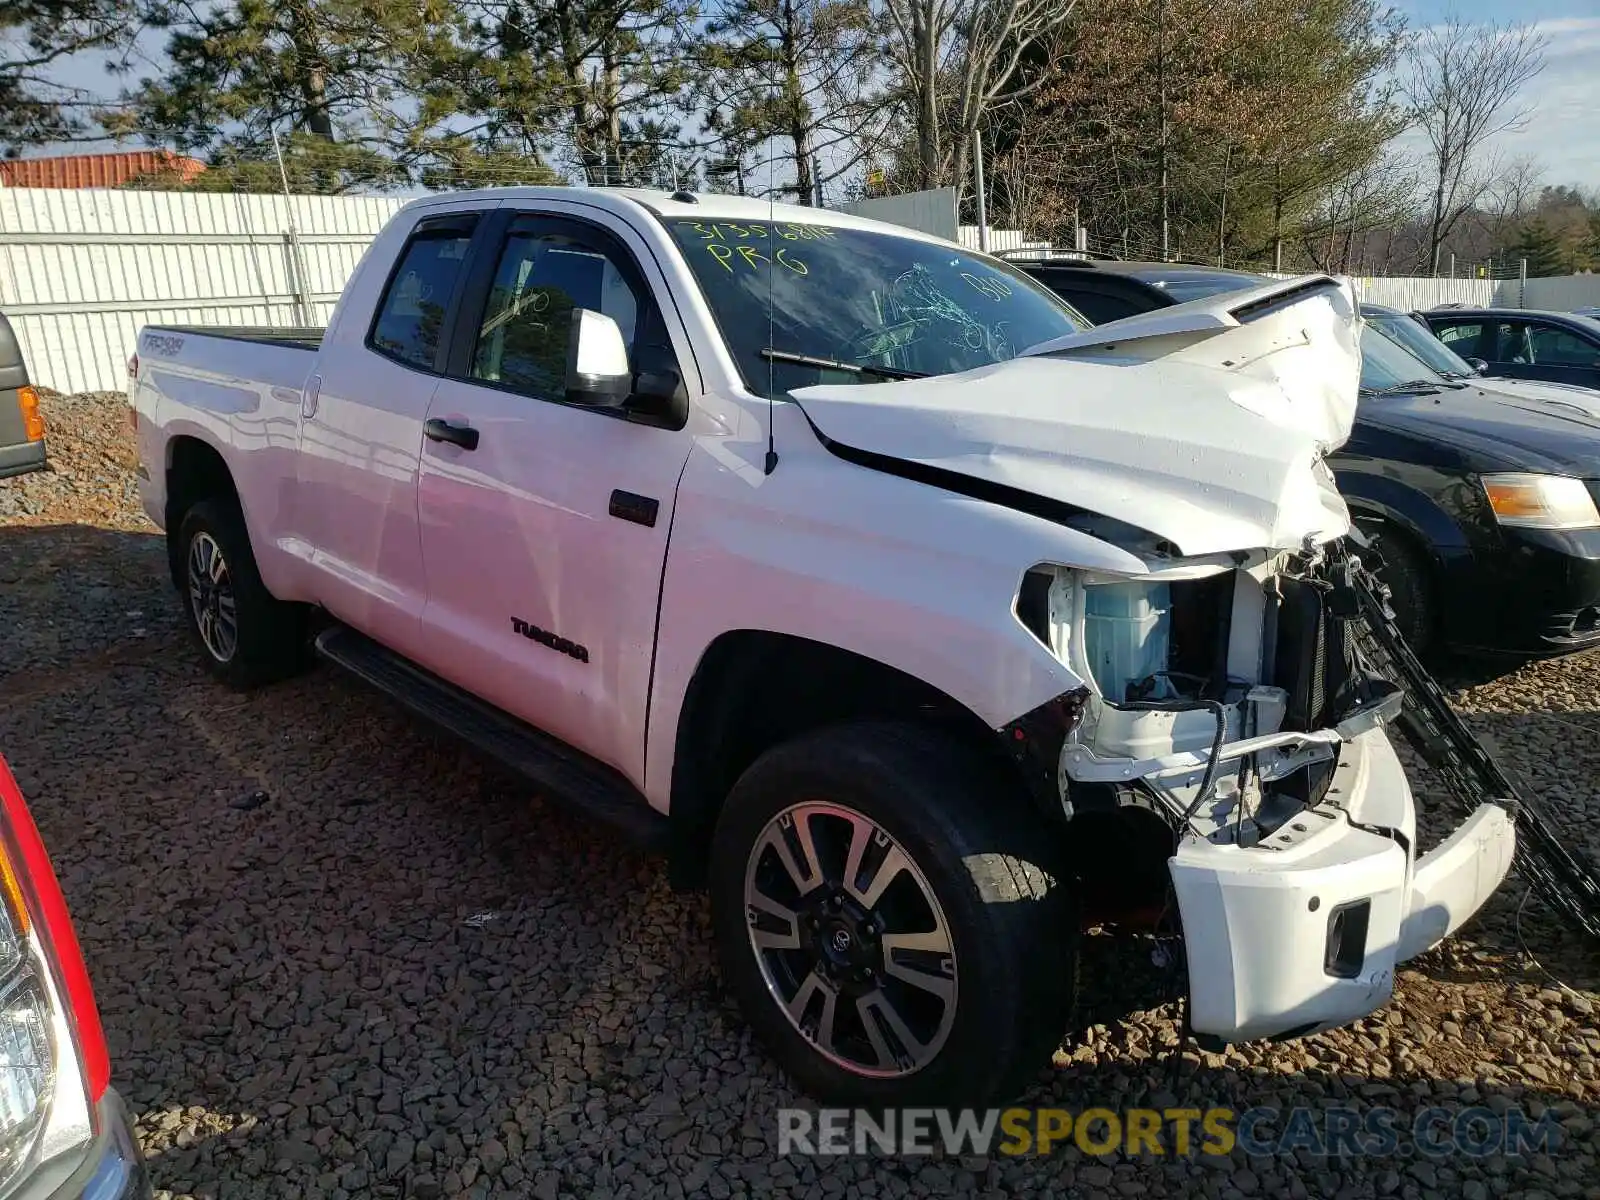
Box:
left=130, top=187, right=1514, bottom=1105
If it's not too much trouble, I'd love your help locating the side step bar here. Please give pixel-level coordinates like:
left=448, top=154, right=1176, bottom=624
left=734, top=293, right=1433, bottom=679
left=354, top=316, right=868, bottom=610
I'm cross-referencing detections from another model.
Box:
left=314, top=625, right=671, bottom=855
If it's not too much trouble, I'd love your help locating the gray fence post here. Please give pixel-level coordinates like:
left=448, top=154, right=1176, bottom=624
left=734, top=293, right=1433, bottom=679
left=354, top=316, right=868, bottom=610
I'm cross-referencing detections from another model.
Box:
left=271, top=128, right=316, bottom=327
left=1519, top=258, right=1527, bottom=310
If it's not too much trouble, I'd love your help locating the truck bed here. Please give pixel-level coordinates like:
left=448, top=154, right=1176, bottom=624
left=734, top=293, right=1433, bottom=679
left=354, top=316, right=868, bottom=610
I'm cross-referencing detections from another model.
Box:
left=145, top=324, right=324, bottom=351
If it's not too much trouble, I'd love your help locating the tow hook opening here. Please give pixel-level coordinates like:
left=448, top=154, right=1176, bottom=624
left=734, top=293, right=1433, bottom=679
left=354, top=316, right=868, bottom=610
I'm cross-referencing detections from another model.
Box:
left=1323, top=899, right=1371, bottom=979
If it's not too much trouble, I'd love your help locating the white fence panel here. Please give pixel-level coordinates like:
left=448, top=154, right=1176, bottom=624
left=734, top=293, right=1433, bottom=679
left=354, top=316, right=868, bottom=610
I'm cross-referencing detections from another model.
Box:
left=0, top=187, right=409, bottom=393
left=957, top=226, right=1049, bottom=254
left=1349, top=276, right=1495, bottom=311
left=1521, top=275, right=1600, bottom=312
left=837, top=188, right=958, bottom=241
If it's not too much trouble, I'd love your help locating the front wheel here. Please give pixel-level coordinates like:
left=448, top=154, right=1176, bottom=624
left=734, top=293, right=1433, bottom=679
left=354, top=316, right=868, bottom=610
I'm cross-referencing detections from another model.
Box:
left=709, top=722, right=1077, bottom=1106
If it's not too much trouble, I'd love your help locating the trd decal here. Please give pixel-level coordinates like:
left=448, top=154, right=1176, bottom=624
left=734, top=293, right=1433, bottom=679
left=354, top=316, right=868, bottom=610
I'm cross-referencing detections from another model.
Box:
left=510, top=617, right=590, bottom=664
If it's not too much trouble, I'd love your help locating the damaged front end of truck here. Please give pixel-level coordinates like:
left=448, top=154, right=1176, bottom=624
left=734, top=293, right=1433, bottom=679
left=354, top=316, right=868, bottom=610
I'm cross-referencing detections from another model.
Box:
left=795, top=274, right=1548, bottom=1045
left=1002, top=532, right=1514, bottom=1045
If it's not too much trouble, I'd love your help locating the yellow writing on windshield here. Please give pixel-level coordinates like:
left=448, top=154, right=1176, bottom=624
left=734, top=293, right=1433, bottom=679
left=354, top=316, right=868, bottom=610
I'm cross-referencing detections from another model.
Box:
left=688, top=221, right=838, bottom=244
left=705, top=243, right=809, bottom=276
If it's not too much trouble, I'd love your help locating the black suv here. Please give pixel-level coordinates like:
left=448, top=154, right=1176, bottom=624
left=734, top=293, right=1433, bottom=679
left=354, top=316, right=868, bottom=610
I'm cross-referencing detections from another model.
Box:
left=1011, top=254, right=1600, bottom=658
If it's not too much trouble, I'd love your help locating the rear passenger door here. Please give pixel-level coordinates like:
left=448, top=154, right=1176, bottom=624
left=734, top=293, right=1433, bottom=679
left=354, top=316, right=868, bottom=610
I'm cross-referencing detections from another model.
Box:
left=413, top=211, right=694, bottom=786
left=293, top=211, right=480, bottom=661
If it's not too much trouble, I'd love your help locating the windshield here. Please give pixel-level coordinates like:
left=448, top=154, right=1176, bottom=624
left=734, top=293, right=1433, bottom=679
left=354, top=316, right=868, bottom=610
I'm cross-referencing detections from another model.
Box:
left=664, top=218, right=1091, bottom=397
left=1360, top=321, right=1453, bottom=392
left=1367, top=312, right=1476, bottom=378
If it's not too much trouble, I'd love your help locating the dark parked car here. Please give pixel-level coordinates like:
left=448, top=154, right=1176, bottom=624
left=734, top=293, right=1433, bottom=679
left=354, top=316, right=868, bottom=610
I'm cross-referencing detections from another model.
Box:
left=998, top=253, right=1266, bottom=323
left=1365, top=302, right=1600, bottom=412
left=1012, top=257, right=1600, bottom=656
left=0, top=311, right=47, bottom=479
left=1422, top=307, right=1600, bottom=391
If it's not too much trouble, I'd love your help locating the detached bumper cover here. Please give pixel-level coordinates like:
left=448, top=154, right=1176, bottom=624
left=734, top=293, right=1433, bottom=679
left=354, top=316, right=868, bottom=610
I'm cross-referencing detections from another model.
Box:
left=1171, top=730, right=1514, bottom=1043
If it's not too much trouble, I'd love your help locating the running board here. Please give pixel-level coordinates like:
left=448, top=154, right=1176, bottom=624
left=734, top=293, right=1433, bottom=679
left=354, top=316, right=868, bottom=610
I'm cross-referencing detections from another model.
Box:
left=314, top=625, right=671, bottom=855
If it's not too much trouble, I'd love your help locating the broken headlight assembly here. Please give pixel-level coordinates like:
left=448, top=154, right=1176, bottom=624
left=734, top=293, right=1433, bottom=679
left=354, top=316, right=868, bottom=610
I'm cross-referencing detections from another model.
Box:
left=1014, top=546, right=1402, bottom=844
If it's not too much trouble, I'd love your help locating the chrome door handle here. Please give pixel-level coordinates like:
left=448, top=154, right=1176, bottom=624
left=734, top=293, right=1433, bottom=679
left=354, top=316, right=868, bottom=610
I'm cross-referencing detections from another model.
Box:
left=302, top=374, right=322, bottom=419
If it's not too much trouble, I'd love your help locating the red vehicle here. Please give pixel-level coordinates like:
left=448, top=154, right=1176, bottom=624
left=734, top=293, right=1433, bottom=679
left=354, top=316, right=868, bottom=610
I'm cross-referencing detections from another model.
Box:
left=0, top=758, right=147, bottom=1199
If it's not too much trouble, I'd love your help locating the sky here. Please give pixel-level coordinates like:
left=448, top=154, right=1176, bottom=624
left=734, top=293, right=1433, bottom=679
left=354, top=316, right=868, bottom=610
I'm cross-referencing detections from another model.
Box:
left=23, top=1, right=1600, bottom=196
left=1387, top=0, right=1600, bottom=193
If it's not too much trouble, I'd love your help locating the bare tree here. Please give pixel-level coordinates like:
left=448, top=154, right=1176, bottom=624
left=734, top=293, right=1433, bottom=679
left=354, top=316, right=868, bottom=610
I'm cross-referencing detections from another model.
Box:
left=1482, top=153, right=1544, bottom=231
left=1400, top=14, right=1546, bottom=275
left=879, top=0, right=1076, bottom=193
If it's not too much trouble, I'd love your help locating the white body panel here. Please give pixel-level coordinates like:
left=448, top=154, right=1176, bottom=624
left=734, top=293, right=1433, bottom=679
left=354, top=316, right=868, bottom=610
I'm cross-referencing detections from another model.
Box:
left=130, top=186, right=1513, bottom=1050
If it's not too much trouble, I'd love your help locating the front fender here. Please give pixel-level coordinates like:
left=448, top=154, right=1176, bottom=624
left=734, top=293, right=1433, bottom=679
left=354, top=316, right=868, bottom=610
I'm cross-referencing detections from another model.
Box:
left=641, top=417, right=1128, bottom=810
left=1331, top=466, right=1476, bottom=565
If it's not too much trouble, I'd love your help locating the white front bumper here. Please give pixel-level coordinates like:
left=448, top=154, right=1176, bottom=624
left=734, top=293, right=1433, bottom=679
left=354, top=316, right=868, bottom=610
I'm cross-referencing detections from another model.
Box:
left=1170, top=728, right=1515, bottom=1043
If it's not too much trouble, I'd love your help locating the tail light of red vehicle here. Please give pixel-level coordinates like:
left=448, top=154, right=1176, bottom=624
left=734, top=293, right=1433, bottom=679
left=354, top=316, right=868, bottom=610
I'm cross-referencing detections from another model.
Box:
left=0, top=758, right=109, bottom=1193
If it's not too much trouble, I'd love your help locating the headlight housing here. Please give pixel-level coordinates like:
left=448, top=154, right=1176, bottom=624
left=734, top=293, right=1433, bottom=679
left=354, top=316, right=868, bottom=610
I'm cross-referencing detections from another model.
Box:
left=1481, top=473, right=1600, bottom=531
left=0, top=760, right=105, bottom=1200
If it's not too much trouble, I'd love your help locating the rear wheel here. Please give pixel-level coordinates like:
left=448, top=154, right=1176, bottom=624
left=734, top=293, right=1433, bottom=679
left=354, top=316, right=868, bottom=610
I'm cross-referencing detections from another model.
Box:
left=177, top=499, right=309, bottom=689
left=709, top=721, right=1077, bottom=1106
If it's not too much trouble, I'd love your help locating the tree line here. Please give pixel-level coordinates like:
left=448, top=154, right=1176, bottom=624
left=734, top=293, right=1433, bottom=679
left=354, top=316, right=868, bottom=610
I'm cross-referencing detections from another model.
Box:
left=1, top=0, right=1588, bottom=275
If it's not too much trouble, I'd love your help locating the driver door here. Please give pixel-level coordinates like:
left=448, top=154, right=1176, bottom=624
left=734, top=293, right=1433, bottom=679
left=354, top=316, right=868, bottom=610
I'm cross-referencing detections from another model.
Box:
left=413, top=213, right=692, bottom=784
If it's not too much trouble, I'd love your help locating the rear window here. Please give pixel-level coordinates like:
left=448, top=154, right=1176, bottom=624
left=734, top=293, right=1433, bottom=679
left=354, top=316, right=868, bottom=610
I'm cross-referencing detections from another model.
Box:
left=369, top=227, right=475, bottom=370
left=1052, top=289, right=1151, bottom=324
left=1147, top=272, right=1265, bottom=303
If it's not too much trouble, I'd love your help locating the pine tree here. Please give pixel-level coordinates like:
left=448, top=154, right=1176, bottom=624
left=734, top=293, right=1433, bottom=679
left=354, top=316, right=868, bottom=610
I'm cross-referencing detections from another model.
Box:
left=698, top=0, right=884, bottom=203
left=122, top=0, right=468, bottom=191
left=1, top=0, right=140, bottom=152
left=1508, top=219, right=1566, bottom=278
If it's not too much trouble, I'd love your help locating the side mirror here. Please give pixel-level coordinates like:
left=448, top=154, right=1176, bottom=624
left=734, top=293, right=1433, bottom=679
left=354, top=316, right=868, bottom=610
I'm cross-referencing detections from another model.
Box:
left=565, top=309, right=632, bottom=408
left=1466, top=357, right=1489, bottom=375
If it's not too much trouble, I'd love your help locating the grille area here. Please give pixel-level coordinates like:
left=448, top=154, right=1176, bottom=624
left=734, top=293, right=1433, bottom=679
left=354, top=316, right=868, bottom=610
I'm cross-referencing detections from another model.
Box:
left=1272, top=574, right=1359, bottom=732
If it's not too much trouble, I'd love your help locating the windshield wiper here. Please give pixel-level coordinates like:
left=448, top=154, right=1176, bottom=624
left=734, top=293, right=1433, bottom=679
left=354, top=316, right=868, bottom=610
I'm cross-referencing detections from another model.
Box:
left=760, top=347, right=927, bottom=381
left=1360, top=379, right=1447, bottom=397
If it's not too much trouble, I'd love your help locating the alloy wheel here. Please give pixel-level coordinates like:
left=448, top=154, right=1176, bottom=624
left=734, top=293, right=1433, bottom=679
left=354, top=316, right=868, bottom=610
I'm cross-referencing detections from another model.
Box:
left=187, top=531, right=238, bottom=664
left=742, top=801, right=958, bottom=1078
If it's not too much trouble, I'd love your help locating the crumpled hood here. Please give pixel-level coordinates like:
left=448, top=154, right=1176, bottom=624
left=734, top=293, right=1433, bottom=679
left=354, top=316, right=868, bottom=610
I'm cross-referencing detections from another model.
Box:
left=792, top=275, right=1362, bottom=558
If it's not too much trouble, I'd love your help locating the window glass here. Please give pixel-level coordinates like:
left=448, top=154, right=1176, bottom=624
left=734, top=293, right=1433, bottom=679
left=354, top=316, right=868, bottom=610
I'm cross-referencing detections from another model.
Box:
left=471, top=231, right=642, bottom=397
left=1432, top=322, right=1483, bottom=354
left=1358, top=326, right=1449, bottom=392
left=1527, top=324, right=1598, bottom=366
left=662, top=218, right=1089, bottom=398
left=370, top=230, right=473, bottom=369
left=1148, top=272, right=1265, bottom=302
left=1492, top=322, right=1533, bottom=363
left=1367, top=313, right=1477, bottom=378
left=1053, top=289, right=1148, bottom=324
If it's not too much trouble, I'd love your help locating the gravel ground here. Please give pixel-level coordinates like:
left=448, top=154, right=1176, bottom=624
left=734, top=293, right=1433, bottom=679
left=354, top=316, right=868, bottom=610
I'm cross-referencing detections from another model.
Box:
left=1, top=390, right=1598, bottom=1200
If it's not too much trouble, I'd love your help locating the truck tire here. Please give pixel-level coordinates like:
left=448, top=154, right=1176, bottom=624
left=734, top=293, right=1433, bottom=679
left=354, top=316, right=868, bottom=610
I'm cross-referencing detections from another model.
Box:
left=176, top=498, right=308, bottom=689
left=709, top=721, right=1078, bottom=1106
